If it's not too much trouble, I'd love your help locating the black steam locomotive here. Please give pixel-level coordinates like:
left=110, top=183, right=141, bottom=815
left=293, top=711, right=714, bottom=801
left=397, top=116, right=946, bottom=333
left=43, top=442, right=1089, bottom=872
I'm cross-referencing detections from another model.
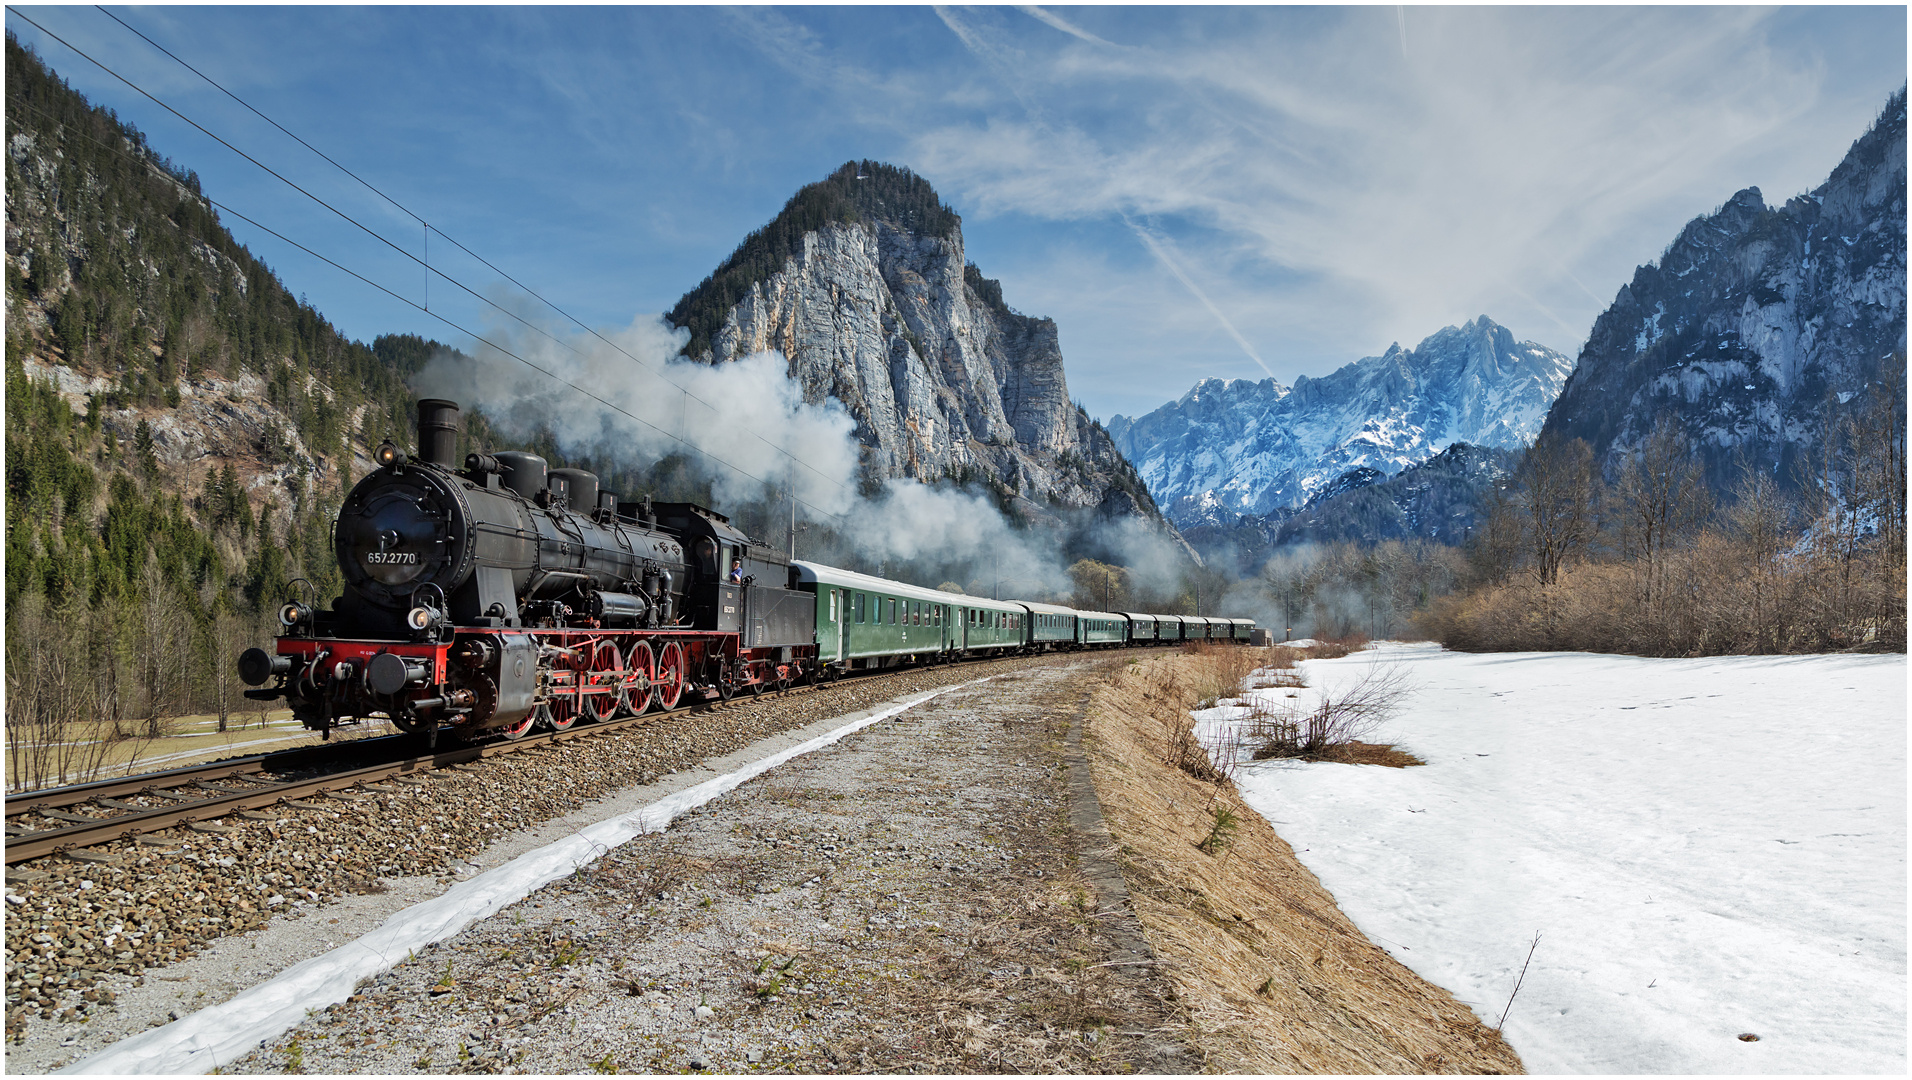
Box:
left=238, top=400, right=819, bottom=742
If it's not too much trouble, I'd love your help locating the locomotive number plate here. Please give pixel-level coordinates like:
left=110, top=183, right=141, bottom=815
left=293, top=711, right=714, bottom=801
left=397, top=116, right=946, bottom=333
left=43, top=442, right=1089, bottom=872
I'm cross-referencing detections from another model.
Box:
left=366, top=551, right=420, bottom=565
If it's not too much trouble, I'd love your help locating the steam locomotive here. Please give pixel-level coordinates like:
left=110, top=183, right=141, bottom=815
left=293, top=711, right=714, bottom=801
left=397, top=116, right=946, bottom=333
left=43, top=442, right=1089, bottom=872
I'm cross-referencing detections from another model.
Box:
left=237, top=399, right=1257, bottom=744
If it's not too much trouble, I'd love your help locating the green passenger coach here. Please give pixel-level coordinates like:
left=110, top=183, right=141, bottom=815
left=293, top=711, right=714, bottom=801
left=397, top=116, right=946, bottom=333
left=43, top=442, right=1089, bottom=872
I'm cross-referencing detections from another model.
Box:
left=1015, top=601, right=1079, bottom=650
left=1077, top=610, right=1126, bottom=647
left=793, top=562, right=1024, bottom=672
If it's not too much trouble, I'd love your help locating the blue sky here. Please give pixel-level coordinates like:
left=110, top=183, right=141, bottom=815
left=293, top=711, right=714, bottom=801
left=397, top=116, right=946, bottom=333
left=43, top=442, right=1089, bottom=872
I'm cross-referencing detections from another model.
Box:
left=7, top=5, right=1905, bottom=423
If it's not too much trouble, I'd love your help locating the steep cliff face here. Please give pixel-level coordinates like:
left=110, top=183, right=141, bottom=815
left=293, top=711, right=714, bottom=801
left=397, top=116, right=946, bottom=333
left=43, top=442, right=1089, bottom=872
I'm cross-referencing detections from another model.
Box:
left=670, top=162, right=1170, bottom=529
left=1543, top=90, right=1907, bottom=486
left=1109, top=316, right=1570, bottom=527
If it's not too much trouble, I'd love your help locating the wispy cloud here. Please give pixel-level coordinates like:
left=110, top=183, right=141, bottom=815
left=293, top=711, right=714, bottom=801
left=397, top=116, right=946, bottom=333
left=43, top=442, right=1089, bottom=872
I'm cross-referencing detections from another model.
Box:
left=1018, top=5, right=1121, bottom=49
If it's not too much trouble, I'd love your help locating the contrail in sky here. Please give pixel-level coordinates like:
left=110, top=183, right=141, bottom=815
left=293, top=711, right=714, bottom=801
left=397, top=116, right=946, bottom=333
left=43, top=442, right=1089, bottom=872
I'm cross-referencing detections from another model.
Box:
left=1125, top=217, right=1276, bottom=380
left=1396, top=6, right=1409, bottom=58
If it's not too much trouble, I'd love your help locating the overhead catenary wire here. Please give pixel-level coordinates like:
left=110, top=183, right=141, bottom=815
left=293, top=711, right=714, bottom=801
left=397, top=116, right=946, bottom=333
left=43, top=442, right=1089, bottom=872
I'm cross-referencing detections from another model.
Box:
left=3, top=89, right=854, bottom=527
left=13, top=5, right=854, bottom=503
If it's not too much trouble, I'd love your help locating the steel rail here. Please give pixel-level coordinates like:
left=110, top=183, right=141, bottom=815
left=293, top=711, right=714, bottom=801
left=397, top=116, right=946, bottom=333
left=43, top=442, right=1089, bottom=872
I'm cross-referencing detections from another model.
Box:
left=5, top=736, right=415, bottom=816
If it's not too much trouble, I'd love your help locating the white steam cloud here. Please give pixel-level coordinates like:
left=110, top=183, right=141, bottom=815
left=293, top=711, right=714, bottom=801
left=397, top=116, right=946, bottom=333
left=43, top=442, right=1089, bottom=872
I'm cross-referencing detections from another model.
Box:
left=416, top=314, right=860, bottom=515
left=413, top=313, right=1078, bottom=598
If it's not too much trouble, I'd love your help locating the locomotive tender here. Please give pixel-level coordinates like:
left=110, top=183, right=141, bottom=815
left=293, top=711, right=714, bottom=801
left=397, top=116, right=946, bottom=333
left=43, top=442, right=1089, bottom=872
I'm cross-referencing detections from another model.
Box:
left=238, top=399, right=1255, bottom=743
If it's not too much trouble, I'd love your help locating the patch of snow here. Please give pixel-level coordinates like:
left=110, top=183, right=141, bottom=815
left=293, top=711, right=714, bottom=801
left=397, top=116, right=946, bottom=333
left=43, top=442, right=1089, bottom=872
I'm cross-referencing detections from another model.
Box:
left=1204, top=644, right=1905, bottom=1074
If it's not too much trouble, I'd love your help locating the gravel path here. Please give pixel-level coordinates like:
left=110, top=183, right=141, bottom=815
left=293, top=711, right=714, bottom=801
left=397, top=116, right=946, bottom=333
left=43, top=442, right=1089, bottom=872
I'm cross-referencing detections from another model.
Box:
left=10, top=654, right=1188, bottom=1073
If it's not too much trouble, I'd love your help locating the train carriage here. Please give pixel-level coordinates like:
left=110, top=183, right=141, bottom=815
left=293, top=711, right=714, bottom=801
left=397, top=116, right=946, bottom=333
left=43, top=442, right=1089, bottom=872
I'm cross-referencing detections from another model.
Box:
left=1077, top=611, right=1126, bottom=647
left=795, top=563, right=1022, bottom=671
left=1229, top=617, right=1257, bottom=642
left=1122, top=612, right=1158, bottom=644
left=1015, top=601, right=1079, bottom=650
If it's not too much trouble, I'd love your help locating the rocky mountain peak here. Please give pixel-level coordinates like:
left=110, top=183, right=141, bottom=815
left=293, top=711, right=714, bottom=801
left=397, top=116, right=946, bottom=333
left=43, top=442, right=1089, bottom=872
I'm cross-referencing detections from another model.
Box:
left=1541, top=88, right=1906, bottom=487
left=665, top=162, right=1185, bottom=548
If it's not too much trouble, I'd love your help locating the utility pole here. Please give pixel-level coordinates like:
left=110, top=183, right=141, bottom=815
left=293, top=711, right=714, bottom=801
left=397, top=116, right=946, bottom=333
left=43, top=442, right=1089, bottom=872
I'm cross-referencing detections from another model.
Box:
left=789, top=487, right=797, bottom=560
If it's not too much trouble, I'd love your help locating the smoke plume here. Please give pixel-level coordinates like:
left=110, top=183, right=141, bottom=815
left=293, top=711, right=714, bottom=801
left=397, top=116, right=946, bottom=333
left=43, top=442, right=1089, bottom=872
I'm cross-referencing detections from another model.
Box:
left=414, top=313, right=1079, bottom=598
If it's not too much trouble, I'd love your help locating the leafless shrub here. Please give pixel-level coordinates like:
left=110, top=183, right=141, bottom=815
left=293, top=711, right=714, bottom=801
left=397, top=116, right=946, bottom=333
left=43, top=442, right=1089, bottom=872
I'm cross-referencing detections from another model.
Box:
left=1250, top=659, right=1414, bottom=760
left=1160, top=643, right=1277, bottom=782
left=1300, top=633, right=1369, bottom=660
left=1165, top=719, right=1226, bottom=783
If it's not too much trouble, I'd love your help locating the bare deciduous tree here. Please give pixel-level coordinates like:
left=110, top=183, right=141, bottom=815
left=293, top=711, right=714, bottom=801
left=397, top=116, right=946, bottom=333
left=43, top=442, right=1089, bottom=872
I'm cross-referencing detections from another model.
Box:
left=1516, top=434, right=1600, bottom=588
left=1614, top=415, right=1712, bottom=626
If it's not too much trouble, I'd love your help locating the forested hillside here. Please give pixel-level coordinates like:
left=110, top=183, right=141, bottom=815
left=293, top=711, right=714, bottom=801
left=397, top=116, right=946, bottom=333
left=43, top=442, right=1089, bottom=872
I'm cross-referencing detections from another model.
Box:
left=3, top=34, right=427, bottom=747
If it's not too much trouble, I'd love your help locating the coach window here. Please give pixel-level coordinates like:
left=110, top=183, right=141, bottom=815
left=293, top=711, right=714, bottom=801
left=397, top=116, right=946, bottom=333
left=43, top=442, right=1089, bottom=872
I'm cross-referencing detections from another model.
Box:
left=855, top=592, right=865, bottom=623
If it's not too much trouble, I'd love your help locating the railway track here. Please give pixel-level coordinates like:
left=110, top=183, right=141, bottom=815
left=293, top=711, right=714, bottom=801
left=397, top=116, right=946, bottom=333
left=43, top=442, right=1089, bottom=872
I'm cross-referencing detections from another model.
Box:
left=4, top=648, right=1100, bottom=869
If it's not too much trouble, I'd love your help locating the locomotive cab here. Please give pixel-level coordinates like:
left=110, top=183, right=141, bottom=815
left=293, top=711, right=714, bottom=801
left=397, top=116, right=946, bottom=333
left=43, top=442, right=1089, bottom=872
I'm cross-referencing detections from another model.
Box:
left=650, top=503, right=813, bottom=649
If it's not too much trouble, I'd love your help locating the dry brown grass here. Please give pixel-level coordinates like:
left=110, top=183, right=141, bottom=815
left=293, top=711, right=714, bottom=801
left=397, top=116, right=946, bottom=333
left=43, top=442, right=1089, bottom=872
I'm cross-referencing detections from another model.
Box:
left=1273, top=740, right=1427, bottom=768
left=1086, top=653, right=1522, bottom=1074
left=1299, top=633, right=1370, bottom=660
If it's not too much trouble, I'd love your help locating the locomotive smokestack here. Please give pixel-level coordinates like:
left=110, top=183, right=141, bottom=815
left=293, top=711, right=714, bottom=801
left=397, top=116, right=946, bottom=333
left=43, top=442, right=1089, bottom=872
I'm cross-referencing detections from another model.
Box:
left=417, top=399, right=460, bottom=468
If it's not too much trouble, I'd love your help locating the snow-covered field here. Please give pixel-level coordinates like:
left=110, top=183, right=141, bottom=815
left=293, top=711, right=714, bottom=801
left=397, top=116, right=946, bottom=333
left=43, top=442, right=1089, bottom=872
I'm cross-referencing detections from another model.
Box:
left=1197, top=643, right=1905, bottom=1074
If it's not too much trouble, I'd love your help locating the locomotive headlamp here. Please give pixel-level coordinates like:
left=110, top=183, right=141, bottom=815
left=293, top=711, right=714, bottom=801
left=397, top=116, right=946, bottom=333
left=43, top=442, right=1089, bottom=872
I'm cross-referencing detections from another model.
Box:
left=375, top=442, right=406, bottom=467
left=278, top=601, right=312, bottom=628
left=406, top=605, right=436, bottom=631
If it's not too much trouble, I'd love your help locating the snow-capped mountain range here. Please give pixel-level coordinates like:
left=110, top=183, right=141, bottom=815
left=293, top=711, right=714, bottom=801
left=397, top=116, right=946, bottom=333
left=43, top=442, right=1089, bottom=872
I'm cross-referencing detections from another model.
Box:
left=1107, top=317, right=1572, bottom=527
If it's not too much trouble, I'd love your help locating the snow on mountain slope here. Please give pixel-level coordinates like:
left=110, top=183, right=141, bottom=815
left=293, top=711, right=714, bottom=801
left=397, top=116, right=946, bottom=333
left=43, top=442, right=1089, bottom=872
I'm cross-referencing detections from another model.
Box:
left=1108, top=317, right=1570, bottom=527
